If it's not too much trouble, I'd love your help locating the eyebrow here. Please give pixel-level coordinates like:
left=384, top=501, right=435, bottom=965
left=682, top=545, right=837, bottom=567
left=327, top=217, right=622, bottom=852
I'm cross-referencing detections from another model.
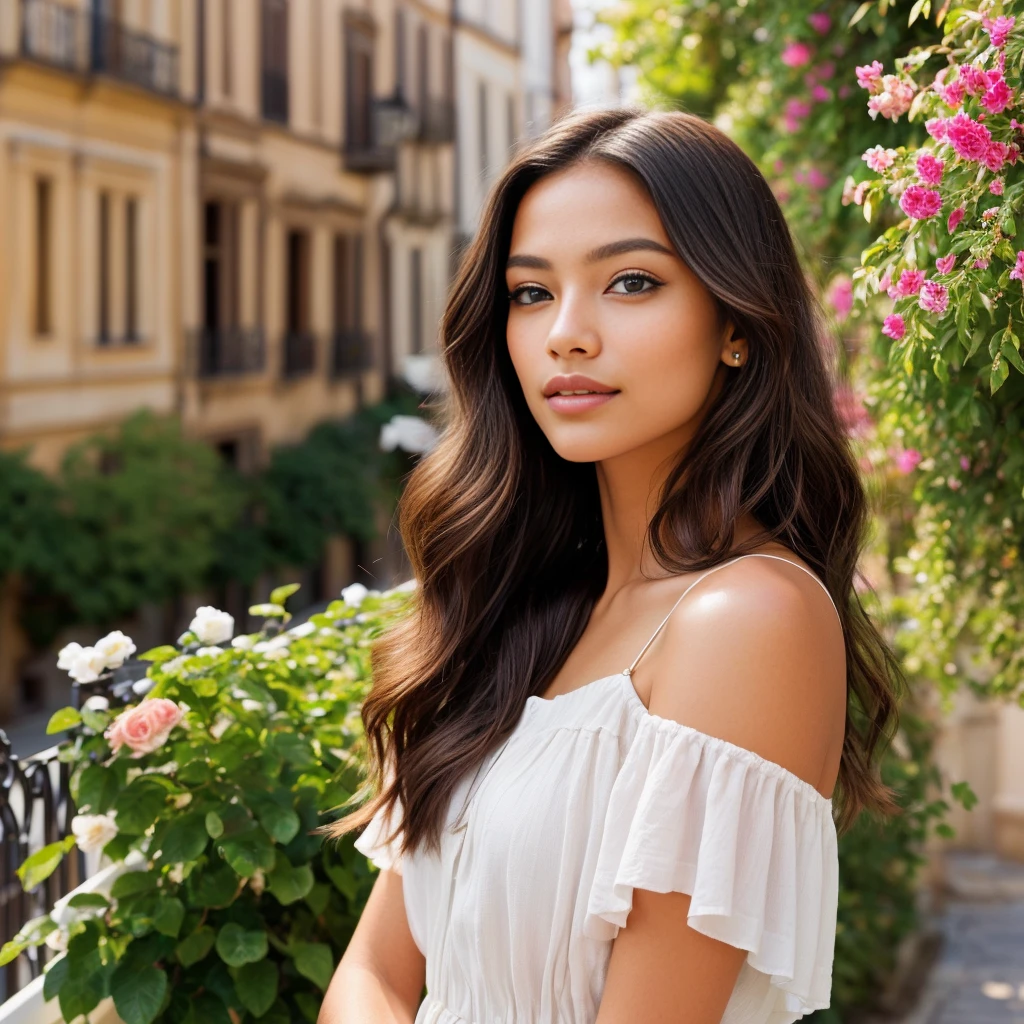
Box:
left=506, top=237, right=676, bottom=271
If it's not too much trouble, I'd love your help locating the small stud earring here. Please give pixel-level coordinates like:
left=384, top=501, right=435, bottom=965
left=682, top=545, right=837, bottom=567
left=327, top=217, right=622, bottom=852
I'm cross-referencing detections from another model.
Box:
left=732, top=352, right=741, bottom=362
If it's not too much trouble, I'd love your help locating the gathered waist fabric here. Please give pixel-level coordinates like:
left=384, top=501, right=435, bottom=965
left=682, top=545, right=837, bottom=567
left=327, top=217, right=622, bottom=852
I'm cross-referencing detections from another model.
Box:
left=416, top=996, right=469, bottom=1024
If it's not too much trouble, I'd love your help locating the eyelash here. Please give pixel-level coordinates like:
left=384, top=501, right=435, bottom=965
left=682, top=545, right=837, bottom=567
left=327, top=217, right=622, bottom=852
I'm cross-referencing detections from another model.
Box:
left=507, top=271, right=664, bottom=305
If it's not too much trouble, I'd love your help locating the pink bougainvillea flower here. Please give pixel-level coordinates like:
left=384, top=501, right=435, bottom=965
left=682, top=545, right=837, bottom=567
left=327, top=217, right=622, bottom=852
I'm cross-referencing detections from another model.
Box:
left=935, top=254, right=956, bottom=274
left=983, top=14, right=1016, bottom=48
left=105, top=698, right=186, bottom=758
left=983, top=140, right=1010, bottom=171
left=808, top=11, right=832, bottom=34
left=957, top=63, right=993, bottom=96
left=895, top=448, right=923, bottom=474
left=933, top=68, right=966, bottom=109
left=899, top=185, right=943, bottom=219
left=1008, top=250, right=1024, bottom=282
left=863, top=145, right=898, bottom=172
left=990, top=178, right=1005, bottom=195
left=882, top=314, right=907, bottom=340
left=781, top=41, right=813, bottom=67
left=811, top=84, right=831, bottom=102
left=947, top=206, right=966, bottom=232
left=856, top=60, right=884, bottom=93
left=926, top=116, right=950, bottom=141
left=916, top=152, right=945, bottom=184
left=868, top=76, right=916, bottom=121
left=973, top=258, right=990, bottom=269
left=827, top=276, right=853, bottom=320
left=918, top=280, right=949, bottom=314
left=982, top=78, right=1014, bottom=113
left=888, top=269, right=926, bottom=298
left=877, top=266, right=894, bottom=294
left=808, top=166, right=830, bottom=189
left=982, top=205, right=999, bottom=220
left=945, top=111, right=993, bottom=161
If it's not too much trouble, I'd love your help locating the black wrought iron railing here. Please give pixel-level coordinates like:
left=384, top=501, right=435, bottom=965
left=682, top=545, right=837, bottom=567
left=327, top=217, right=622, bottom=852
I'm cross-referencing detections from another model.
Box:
left=331, top=328, right=373, bottom=377
left=282, top=331, right=317, bottom=378
left=344, top=96, right=417, bottom=173
left=17, top=0, right=180, bottom=97
left=193, top=327, right=267, bottom=378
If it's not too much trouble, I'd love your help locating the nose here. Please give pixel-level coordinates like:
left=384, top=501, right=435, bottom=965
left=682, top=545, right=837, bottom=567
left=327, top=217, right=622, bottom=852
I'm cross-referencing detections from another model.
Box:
left=546, top=288, right=601, bottom=359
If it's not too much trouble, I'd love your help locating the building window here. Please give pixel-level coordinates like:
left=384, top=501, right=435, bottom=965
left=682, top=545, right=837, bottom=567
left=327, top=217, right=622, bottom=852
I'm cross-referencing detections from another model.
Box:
left=203, top=200, right=239, bottom=331
left=394, top=8, right=406, bottom=101
left=260, top=0, right=289, bottom=122
left=345, top=19, right=375, bottom=152
left=333, top=233, right=363, bottom=331
left=125, top=197, right=139, bottom=341
left=410, top=247, right=423, bottom=354
left=34, top=177, right=52, bottom=337
left=286, top=229, right=309, bottom=333
left=478, top=80, right=488, bottom=180
left=98, top=191, right=111, bottom=344
left=417, top=22, right=429, bottom=112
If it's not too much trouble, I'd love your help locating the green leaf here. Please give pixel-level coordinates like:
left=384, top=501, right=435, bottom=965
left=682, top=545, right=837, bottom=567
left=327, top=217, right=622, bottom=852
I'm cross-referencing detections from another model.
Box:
left=256, top=802, right=301, bottom=845
left=75, top=763, right=121, bottom=815
left=67, top=892, right=111, bottom=910
left=46, top=706, right=81, bottom=734
left=935, top=822, right=956, bottom=838
left=908, top=0, right=928, bottom=24
left=1001, top=340, right=1024, bottom=374
left=848, top=0, right=874, bottom=26
left=42, top=951, right=69, bottom=1000
left=0, top=941, right=25, bottom=967
left=206, top=812, right=224, bottom=839
left=216, top=923, right=268, bottom=967
left=292, top=942, right=334, bottom=991
left=153, top=897, right=185, bottom=938
left=190, top=676, right=219, bottom=698
left=111, top=963, right=168, bottom=1024
left=188, top=862, right=239, bottom=908
left=220, top=830, right=276, bottom=877
left=267, top=856, right=314, bottom=906
left=951, top=780, right=980, bottom=810
left=138, top=646, right=181, bottom=663
left=160, top=813, right=208, bottom=863
left=249, top=603, right=287, bottom=618
left=110, top=870, right=159, bottom=900
left=233, top=960, right=279, bottom=1017
left=304, top=882, right=331, bottom=916
left=17, top=837, right=75, bottom=891
left=991, top=354, right=1010, bottom=393
left=175, top=925, right=215, bottom=967
left=269, top=583, right=301, bottom=607
left=114, top=778, right=169, bottom=835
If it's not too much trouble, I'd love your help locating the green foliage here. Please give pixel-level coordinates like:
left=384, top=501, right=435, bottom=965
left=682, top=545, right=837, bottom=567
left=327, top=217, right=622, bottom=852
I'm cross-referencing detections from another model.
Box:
left=11, top=583, right=416, bottom=1024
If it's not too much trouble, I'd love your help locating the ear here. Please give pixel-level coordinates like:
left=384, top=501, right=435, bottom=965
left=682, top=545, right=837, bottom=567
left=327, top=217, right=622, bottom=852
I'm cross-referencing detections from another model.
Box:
left=718, top=323, right=748, bottom=368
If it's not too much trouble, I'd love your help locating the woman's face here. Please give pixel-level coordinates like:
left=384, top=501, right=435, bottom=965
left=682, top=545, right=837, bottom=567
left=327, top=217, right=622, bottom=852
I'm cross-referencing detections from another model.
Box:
left=505, top=160, right=745, bottom=465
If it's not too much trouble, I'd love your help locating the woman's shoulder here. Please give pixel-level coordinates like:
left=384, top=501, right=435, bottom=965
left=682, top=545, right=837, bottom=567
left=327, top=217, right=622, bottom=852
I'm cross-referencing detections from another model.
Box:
left=630, top=542, right=847, bottom=801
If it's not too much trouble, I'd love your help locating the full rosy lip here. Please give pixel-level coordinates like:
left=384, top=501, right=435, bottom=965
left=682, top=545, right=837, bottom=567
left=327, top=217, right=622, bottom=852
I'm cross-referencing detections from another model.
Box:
left=542, top=374, right=618, bottom=397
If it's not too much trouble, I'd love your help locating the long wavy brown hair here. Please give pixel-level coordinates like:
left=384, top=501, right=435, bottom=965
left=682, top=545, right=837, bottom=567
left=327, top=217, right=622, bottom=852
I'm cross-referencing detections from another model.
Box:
left=320, top=106, right=905, bottom=852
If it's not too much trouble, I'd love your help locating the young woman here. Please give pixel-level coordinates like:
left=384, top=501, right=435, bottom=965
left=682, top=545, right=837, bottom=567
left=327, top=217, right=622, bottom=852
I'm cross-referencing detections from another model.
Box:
left=317, top=107, right=903, bottom=1024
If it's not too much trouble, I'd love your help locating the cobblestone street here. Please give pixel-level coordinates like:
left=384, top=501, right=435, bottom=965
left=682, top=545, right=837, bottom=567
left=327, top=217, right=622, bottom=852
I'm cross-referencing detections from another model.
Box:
left=901, top=853, right=1024, bottom=1024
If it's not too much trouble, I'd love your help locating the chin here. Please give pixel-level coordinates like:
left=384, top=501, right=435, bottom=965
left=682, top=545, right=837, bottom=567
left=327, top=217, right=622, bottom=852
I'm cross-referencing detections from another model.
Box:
left=543, top=432, right=638, bottom=464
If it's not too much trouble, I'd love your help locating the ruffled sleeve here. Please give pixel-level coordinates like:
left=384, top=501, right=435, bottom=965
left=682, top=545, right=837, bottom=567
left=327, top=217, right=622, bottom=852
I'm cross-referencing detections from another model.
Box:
left=583, top=713, right=838, bottom=1020
left=353, top=795, right=405, bottom=874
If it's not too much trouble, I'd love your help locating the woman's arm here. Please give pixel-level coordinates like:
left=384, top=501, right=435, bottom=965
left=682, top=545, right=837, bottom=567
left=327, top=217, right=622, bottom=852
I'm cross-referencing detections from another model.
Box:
left=318, top=866, right=426, bottom=1024
left=596, top=558, right=846, bottom=1024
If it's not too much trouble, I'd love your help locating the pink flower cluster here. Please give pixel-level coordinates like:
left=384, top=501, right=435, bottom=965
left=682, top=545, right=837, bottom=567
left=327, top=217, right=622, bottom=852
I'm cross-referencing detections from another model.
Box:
left=919, top=280, right=949, bottom=314
left=887, top=269, right=926, bottom=299
left=882, top=314, right=906, bottom=340
left=894, top=449, right=923, bottom=474
left=781, top=41, right=813, bottom=68
left=855, top=60, right=917, bottom=119
left=936, top=254, right=957, bottom=274
left=926, top=113, right=1017, bottom=171
left=899, top=184, right=942, bottom=220
left=983, top=15, right=1016, bottom=48
left=807, top=11, right=831, bottom=35
left=1009, top=251, right=1024, bottom=282
left=916, top=152, right=945, bottom=184
left=105, top=698, right=185, bottom=758
left=863, top=145, right=897, bottom=172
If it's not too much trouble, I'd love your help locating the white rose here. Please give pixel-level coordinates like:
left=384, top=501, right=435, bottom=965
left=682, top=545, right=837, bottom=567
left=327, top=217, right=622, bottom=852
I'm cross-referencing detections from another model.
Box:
left=161, top=655, right=188, bottom=675
left=44, top=929, right=68, bottom=952
left=95, top=630, right=136, bottom=669
left=340, top=582, right=369, bottom=608
left=394, top=577, right=418, bottom=592
left=81, top=695, right=110, bottom=713
left=57, top=642, right=84, bottom=671
left=379, top=414, right=439, bottom=454
left=286, top=621, right=316, bottom=638
left=252, top=634, right=291, bottom=654
left=67, top=647, right=110, bottom=684
left=71, top=812, right=119, bottom=853
left=194, top=646, right=225, bottom=658
left=189, top=606, right=234, bottom=645
left=231, top=635, right=255, bottom=650
left=132, top=677, right=155, bottom=696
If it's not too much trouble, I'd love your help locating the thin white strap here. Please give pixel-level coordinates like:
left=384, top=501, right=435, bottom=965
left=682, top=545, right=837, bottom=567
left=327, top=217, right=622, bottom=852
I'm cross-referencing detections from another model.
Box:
left=625, top=553, right=841, bottom=677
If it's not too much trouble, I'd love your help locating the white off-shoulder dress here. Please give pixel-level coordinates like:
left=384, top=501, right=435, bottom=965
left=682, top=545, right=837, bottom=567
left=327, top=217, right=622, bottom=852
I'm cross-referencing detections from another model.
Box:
left=354, top=553, right=841, bottom=1024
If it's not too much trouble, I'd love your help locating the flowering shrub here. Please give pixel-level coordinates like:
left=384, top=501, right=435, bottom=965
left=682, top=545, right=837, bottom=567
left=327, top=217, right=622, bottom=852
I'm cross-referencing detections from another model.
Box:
left=0, top=581, right=415, bottom=1024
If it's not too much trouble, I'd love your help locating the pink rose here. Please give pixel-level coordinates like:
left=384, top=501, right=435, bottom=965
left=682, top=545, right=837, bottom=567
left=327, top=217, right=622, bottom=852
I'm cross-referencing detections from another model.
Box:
left=781, top=42, right=813, bottom=67
left=945, top=112, right=992, bottom=162
left=916, top=153, right=945, bottom=184
left=990, top=178, right=1005, bottom=195
left=983, top=15, right=1016, bottom=48
left=856, top=60, right=884, bottom=94
left=863, top=145, right=897, bottom=173
left=105, top=698, right=185, bottom=758
left=981, top=79, right=1014, bottom=113
left=899, top=185, right=942, bottom=220
left=882, top=314, right=906, bottom=340
left=947, top=206, right=965, bottom=233
left=888, top=269, right=926, bottom=298
left=918, top=280, right=949, bottom=314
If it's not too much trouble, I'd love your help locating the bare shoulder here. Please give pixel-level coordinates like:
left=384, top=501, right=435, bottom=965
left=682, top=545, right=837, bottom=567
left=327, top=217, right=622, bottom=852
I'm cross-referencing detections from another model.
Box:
left=639, top=549, right=847, bottom=798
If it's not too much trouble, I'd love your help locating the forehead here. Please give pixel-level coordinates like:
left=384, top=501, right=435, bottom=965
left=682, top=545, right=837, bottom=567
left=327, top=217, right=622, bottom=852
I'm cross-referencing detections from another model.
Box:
left=509, top=161, right=671, bottom=257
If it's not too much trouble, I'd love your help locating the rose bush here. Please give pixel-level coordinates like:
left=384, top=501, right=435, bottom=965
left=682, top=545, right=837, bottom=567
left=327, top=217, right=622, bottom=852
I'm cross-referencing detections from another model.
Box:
left=1, top=581, right=416, bottom=1024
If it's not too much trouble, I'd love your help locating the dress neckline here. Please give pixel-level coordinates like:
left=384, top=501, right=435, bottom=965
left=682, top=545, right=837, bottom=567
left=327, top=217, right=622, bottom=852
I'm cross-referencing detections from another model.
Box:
left=527, top=671, right=835, bottom=807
